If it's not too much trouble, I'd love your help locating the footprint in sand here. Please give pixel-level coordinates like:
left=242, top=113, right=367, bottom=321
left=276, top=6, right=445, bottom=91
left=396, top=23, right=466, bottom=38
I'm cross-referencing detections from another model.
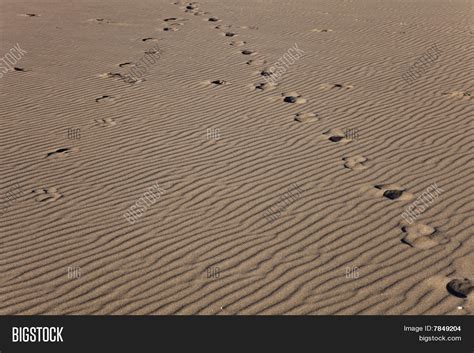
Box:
left=442, top=91, right=472, bottom=101
left=45, top=147, right=79, bottom=159
left=214, top=24, right=232, bottom=30
left=401, top=223, right=449, bottom=249
left=159, top=25, right=181, bottom=32
left=14, top=67, right=30, bottom=72
left=319, top=83, right=354, bottom=91
left=322, top=129, right=351, bottom=143
left=88, top=18, right=114, bottom=24
left=280, top=92, right=306, bottom=104
left=202, top=79, right=229, bottom=87
left=246, top=59, right=267, bottom=66
left=98, top=72, right=143, bottom=84
left=241, top=49, right=256, bottom=56
left=207, top=17, right=220, bottom=22
left=118, top=62, right=135, bottom=68
left=164, top=17, right=186, bottom=22
left=374, top=184, right=413, bottom=201
left=223, top=32, right=238, bottom=37
left=95, top=117, right=117, bottom=127
left=446, top=278, right=473, bottom=298
left=254, top=82, right=277, bottom=92
left=32, top=187, right=62, bottom=203
left=311, top=28, right=333, bottom=33
left=19, top=13, right=40, bottom=17
left=343, top=155, right=368, bottom=170
left=294, top=112, right=319, bottom=123
left=142, top=37, right=159, bottom=42
left=95, top=95, right=115, bottom=103
left=229, top=40, right=246, bottom=47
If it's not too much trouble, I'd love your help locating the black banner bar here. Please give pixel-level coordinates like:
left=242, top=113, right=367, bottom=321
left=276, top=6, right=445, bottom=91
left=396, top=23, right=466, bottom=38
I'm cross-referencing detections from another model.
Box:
left=0, top=316, right=472, bottom=353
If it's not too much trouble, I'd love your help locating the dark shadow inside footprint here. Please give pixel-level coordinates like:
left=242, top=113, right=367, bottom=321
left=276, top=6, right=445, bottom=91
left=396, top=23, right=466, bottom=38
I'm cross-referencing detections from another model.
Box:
left=14, top=67, right=26, bottom=72
left=119, top=62, right=134, bottom=67
left=241, top=50, right=253, bottom=55
left=334, top=84, right=343, bottom=88
left=211, top=80, right=225, bottom=85
left=95, top=95, right=113, bottom=102
left=225, top=32, right=236, bottom=37
left=164, top=18, right=178, bottom=21
left=208, top=17, right=219, bottom=22
left=283, top=96, right=297, bottom=103
left=383, top=189, right=404, bottom=200
left=26, top=13, right=39, bottom=17
left=46, top=148, right=70, bottom=158
left=329, top=136, right=343, bottom=142
left=446, top=279, right=473, bottom=298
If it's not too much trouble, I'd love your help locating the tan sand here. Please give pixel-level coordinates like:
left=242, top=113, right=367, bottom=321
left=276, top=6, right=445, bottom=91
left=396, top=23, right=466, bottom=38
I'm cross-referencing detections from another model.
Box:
left=0, top=0, right=473, bottom=314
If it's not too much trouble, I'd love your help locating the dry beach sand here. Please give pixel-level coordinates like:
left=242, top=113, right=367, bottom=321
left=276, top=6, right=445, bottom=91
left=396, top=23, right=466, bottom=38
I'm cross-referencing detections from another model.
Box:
left=0, top=0, right=473, bottom=314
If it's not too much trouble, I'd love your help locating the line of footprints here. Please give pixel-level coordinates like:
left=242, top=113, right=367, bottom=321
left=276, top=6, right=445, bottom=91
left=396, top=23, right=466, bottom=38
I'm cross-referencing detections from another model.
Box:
left=31, top=6, right=190, bottom=203
left=172, top=1, right=473, bottom=300
left=25, top=1, right=471, bottom=300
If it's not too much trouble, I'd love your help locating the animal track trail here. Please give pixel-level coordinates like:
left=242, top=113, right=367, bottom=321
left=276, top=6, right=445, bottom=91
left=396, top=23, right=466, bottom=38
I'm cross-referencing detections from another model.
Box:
left=32, top=187, right=63, bottom=203
left=401, top=223, right=449, bottom=249
left=343, top=155, right=368, bottom=170
left=45, top=147, right=79, bottom=159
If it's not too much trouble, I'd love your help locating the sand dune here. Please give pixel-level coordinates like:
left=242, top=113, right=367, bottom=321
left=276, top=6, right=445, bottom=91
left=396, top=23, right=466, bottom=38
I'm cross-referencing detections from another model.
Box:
left=0, top=0, right=473, bottom=315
